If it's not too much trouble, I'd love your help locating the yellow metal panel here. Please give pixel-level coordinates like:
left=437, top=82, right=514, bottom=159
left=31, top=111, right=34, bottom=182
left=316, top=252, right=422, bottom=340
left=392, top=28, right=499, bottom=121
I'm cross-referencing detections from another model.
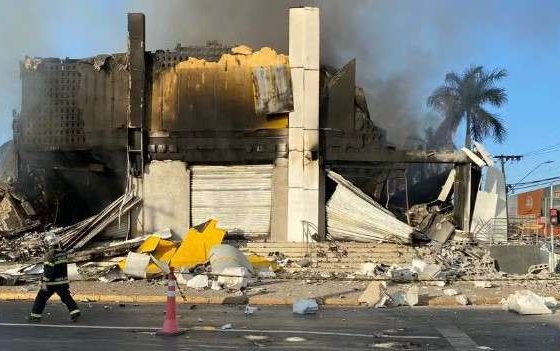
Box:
left=137, top=235, right=161, bottom=253
left=170, top=219, right=225, bottom=269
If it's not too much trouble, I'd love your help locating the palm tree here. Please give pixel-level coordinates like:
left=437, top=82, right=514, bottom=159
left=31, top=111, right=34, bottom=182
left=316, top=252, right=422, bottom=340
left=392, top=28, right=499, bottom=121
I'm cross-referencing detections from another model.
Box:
left=427, top=66, right=508, bottom=148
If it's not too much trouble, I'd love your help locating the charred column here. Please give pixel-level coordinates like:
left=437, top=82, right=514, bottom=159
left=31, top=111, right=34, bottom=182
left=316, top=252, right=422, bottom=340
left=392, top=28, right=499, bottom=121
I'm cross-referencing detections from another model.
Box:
left=127, top=13, right=146, bottom=177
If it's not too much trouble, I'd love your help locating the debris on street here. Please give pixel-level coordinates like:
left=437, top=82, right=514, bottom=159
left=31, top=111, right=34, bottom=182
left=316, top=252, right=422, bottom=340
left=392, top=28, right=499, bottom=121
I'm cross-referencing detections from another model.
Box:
left=503, top=290, right=556, bottom=315
left=293, top=298, right=319, bottom=314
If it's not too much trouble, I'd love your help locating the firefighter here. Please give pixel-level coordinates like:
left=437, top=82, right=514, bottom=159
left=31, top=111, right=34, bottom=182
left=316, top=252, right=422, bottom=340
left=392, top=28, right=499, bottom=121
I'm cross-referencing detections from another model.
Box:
left=29, top=232, right=80, bottom=322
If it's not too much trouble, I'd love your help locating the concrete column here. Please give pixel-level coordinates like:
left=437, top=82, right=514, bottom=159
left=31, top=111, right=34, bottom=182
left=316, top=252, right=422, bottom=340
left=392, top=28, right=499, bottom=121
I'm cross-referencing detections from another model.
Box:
left=287, top=7, right=324, bottom=242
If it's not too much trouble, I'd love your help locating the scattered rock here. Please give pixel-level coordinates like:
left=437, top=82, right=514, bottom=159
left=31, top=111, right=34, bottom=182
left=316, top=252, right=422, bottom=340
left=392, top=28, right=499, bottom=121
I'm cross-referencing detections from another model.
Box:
left=245, top=305, right=259, bottom=315
left=503, top=290, right=553, bottom=315
left=285, top=337, right=307, bottom=342
left=455, top=295, right=469, bottom=306
left=444, top=288, right=459, bottom=296
left=293, top=299, right=319, bottom=314
left=186, top=275, right=209, bottom=289
left=474, top=281, right=493, bottom=288
left=358, top=281, right=384, bottom=307
left=296, top=258, right=312, bottom=268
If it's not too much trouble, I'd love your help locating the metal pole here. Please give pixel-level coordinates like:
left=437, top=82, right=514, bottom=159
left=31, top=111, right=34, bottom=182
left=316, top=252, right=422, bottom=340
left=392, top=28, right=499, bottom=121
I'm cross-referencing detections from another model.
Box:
left=550, top=183, right=555, bottom=271
left=500, top=158, right=510, bottom=235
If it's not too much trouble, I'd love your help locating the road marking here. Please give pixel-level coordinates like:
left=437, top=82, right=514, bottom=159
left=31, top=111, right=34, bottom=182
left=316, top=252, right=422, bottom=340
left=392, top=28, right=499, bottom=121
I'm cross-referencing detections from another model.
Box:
left=436, top=326, right=481, bottom=350
left=0, top=323, right=156, bottom=331
left=0, top=322, right=440, bottom=340
left=219, top=328, right=440, bottom=340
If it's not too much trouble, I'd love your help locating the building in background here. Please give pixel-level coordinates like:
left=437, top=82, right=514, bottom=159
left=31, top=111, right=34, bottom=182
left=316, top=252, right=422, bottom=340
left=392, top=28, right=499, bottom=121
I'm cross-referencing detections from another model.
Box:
left=12, top=9, right=472, bottom=242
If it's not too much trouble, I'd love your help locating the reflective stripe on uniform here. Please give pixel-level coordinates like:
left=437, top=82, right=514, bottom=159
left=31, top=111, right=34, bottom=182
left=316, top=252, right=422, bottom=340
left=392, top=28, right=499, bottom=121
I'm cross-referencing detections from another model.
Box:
left=45, top=280, right=69, bottom=286
left=69, top=309, right=80, bottom=315
left=44, top=262, right=54, bottom=266
left=54, top=260, right=68, bottom=265
left=30, top=313, right=42, bottom=318
left=42, top=277, right=50, bottom=281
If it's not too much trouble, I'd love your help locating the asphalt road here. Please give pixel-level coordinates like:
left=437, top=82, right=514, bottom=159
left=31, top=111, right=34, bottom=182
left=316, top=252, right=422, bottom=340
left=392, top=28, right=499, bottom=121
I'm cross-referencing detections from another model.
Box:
left=0, top=302, right=559, bottom=350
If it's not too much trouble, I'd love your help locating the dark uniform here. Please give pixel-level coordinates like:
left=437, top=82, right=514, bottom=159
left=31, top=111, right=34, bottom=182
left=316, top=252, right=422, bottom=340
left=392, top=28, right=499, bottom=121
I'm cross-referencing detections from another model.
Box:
left=30, top=248, right=80, bottom=321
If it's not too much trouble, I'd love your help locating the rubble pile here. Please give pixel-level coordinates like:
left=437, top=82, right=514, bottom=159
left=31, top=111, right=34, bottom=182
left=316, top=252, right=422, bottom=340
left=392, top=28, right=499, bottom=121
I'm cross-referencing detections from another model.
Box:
left=0, top=231, right=45, bottom=262
left=428, top=243, right=500, bottom=280
left=0, top=182, right=40, bottom=239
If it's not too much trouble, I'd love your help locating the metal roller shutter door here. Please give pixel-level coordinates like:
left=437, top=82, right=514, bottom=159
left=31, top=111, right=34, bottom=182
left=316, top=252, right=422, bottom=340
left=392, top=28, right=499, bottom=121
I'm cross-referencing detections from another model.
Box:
left=190, top=165, right=273, bottom=238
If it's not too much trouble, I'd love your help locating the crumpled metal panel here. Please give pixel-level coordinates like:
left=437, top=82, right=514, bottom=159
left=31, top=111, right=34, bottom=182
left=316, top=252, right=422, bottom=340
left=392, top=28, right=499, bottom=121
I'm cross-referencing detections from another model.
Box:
left=252, top=65, right=294, bottom=115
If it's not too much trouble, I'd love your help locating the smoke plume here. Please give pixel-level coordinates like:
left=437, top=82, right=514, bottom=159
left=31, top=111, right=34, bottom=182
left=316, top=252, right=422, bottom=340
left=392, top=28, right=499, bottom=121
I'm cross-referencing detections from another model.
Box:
left=1, top=0, right=559, bottom=146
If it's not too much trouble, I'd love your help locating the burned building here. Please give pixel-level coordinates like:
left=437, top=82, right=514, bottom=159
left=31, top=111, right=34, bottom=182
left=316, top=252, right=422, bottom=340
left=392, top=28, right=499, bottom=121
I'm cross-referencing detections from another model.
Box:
left=13, top=9, right=472, bottom=243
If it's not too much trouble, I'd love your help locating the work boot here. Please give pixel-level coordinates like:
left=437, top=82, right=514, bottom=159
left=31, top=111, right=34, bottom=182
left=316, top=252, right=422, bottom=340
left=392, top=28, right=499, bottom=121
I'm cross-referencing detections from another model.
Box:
left=28, top=314, right=41, bottom=322
left=70, top=311, right=81, bottom=322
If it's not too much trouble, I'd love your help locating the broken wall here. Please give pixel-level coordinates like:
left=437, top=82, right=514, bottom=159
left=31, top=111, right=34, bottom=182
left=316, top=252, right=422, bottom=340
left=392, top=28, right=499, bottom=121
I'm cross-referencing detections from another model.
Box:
left=149, top=47, right=291, bottom=132
left=142, top=160, right=190, bottom=239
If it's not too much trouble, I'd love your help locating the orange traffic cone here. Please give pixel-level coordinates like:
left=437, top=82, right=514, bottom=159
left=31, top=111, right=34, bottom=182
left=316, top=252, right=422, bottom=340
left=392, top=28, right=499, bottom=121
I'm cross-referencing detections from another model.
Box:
left=157, top=267, right=186, bottom=336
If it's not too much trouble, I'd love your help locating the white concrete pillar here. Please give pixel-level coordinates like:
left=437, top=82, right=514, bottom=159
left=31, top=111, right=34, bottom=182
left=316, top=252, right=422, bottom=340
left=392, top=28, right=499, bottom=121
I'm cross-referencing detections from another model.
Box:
left=287, top=7, right=323, bottom=242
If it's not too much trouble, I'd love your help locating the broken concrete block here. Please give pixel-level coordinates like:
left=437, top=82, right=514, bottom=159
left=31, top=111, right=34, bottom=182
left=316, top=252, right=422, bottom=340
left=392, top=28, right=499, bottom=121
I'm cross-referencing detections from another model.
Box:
left=456, top=295, right=469, bottom=305
left=211, top=280, right=222, bottom=291
left=186, top=275, right=209, bottom=289
left=544, top=296, right=558, bottom=308
left=217, top=267, right=251, bottom=290
left=390, top=268, right=418, bottom=283
left=293, top=299, right=319, bottom=314
left=504, top=290, right=552, bottom=315
left=406, top=286, right=419, bottom=306
left=67, top=263, right=83, bottom=281
left=444, top=288, right=459, bottom=296
left=474, top=281, right=493, bottom=288
left=359, top=262, right=379, bottom=277
left=358, top=281, right=384, bottom=307
left=245, top=305, right=259, bottom=315
left=123, top=252, right=151, bottom=279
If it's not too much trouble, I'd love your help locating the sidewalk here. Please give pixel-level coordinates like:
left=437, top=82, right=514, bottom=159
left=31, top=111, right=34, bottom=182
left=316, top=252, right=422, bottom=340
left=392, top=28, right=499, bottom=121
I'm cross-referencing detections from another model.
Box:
left=1, top=278, right=559, bottom=307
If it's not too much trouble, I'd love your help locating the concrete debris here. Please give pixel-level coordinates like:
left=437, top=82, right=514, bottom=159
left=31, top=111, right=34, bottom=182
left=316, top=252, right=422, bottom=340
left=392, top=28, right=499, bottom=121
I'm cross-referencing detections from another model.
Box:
left=455, top=295, right=469, bottom=305
left=216, top=267, right=251, bottom=290
left=444, top=288, right=459, bottom=296
left=67, top=263, right=84, bottom=281
left=528, top=264, right=549, bottom=275
left=98, top=265, right=128, bottom=283
left=370, top=342, right=422, bottom=350
left=256, top=270, right=276, bottom=278
left=0, top=183, right=39, bottom=238
left=411, top=259, right=442, bottom=280
left=220, top=323, right=232, bottom=330
left=385, top=286, right=419, bottom=307
left=425, top=215, right=455, bottom=244
left=544, top=296, right=558, bottom=308
left=186, top=275, right=209, bottom=289
left=389, top=268, right=418, bottom=283
left=244, top=305, right=259, bottom=315
left=210, top=280, right=222, bottom=291
left=296, top=258, right=312, bottom=268
left=358, top=262, right=385, bottom=277
left=358, top=281, right=385, bottom=307
left=284, top=337, right=307, bottom=342
left=122, top=252, right=151, bottom=279
left=503, top=290, right=554, bottom=315
left=293, top=299, right=319, bottom=315
left=474, top=281, right=493, bottom=288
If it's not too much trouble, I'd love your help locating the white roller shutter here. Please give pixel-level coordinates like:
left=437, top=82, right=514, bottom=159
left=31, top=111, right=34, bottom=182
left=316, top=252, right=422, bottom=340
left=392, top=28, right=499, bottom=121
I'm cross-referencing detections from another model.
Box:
left=190, top=165, right=273, bottom=238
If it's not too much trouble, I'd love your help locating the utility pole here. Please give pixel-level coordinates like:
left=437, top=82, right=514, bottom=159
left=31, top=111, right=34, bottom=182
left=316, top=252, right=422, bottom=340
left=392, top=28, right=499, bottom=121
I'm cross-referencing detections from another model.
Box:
left=494, top=155, right=523, bottom=235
